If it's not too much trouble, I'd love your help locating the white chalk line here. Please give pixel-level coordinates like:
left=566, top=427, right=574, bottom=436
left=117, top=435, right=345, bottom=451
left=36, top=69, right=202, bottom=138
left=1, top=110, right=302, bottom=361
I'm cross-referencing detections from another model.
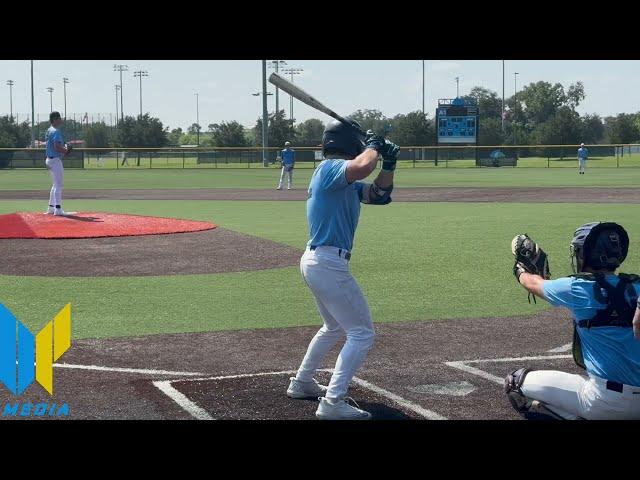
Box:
left=153, top=380, right=213, bottom=420
left=54, top=362, right=206, bottom=376
left=547, top=343, right=573, bottom=353
left=349, top=376, right=447, bottom=420
left=445, top=354, right=574, bottom=386
left=155, top=368, right=447, bottom=420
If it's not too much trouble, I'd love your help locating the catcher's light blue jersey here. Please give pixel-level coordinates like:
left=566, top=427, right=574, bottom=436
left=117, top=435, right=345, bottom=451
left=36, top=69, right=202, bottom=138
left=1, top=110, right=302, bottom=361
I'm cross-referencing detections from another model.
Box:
left=282, top=148, right=295, bottom=166
left=45, top=126, right=64, bottom=158
left=306, top=159, right=361, bottom=251
left=577, top=147, right=589, bottom=159
left=543, top=275, right=640, bottom=386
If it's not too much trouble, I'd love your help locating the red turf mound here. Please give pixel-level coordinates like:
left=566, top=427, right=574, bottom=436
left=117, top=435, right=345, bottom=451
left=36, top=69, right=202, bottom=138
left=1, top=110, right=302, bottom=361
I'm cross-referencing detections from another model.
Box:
left=0, top=212, right=217, bottom=239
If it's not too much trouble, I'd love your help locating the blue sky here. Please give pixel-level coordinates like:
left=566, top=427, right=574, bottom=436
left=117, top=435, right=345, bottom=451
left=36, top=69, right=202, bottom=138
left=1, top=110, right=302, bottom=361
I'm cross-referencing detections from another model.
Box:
left=0, top=60, right=638, bottom=130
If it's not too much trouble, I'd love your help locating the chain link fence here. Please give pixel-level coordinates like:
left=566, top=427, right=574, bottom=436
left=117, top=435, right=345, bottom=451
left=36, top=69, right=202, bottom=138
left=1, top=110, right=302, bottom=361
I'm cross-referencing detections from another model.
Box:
left=1, top=145, right=639, bottom=169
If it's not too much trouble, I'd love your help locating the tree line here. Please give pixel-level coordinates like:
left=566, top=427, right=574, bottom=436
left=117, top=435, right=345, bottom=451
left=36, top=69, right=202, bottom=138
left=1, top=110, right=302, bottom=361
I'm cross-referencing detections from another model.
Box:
left=2, top=80, right=640, bottom=149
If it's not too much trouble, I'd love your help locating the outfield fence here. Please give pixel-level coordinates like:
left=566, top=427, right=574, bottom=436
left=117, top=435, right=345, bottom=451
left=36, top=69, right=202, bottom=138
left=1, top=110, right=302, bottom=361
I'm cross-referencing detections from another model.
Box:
left=1, top=144, right=639, bottom=170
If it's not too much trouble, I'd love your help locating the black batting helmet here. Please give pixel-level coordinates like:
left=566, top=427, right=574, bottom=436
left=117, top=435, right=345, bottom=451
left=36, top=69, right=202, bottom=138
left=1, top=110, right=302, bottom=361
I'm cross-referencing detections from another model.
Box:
left=569, top=222, right=629, bottom=273
left=322, top=118, right=366, bottom=159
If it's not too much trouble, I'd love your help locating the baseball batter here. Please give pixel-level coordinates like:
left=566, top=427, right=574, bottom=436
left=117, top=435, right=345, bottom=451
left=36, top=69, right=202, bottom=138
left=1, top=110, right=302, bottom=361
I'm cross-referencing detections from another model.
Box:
left=577, top=142, right=588, bottom=174
left=44, top=111, right=73, bottom=216
left=276, top=141, right=295, bottom=190
left=285, top=118, right=400, bottom=420
left=508, top=223, right=640, bottom=419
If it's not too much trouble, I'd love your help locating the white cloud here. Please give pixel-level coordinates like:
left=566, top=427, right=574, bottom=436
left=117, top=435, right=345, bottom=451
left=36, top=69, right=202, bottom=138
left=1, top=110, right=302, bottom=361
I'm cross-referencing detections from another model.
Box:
left=200, top=81, right=218, bottom=89
left=431, top=62, right=461, bottom=72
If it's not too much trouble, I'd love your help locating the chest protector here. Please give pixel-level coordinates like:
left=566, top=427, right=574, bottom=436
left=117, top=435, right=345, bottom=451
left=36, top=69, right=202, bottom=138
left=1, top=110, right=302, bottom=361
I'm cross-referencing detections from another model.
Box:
left=570, top=273, right=640, bottom=369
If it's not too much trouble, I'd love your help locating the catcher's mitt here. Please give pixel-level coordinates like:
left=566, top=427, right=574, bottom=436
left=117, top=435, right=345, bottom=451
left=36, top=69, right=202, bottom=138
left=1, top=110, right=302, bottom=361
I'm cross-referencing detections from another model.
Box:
left=511, top=234, right=551, bottom=303
left=511, top=234, right=551, bottom=280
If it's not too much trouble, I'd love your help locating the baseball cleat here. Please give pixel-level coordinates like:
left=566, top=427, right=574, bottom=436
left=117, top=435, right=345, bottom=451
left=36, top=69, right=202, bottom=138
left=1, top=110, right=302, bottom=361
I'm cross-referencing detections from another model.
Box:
left=287, top=377, right=327, bottom=399
left=53, top=209, right=77, bottom=216
left=315, top=397, right=372, bottom=420
left=276, top=186, right=283, bottom=190
left=287, top=187, right=292, bottom=190
left=44, top=207, right=55, bottom=215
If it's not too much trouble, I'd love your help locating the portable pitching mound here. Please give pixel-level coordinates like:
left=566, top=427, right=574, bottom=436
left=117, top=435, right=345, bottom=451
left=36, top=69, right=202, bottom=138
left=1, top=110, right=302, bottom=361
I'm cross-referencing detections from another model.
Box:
left=0, top=212, right=302, bottom=276
left=0, top=212, right=216, bottom=239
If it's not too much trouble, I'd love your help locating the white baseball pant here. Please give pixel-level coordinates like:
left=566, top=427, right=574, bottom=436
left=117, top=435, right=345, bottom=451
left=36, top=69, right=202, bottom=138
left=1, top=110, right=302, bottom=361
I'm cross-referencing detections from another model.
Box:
left=45, top=157, right=64, bottom=207
left=578, top=158, right=586, bottom=173
left=278, top=166, right=293, bottom=189
left=521, top=370, right=640, bottom=420
left=295, top=246, right=375, bottom=401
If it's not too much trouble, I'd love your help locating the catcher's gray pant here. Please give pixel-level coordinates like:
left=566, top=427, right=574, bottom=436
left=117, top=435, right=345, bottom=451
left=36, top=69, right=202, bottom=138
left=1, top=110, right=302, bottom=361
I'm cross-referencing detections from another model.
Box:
left=278, top=166, right=293, bottom=188
left=295, top=246, right=375, bottom=401
left=45, top=157, right=64, bottom=207
left=521, top=370, right=640, bottom=419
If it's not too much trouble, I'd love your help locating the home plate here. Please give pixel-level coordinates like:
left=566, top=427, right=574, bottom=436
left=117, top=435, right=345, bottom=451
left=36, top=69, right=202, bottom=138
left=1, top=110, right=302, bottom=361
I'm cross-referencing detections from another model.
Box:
left=407, top=381, right=476, bottom=397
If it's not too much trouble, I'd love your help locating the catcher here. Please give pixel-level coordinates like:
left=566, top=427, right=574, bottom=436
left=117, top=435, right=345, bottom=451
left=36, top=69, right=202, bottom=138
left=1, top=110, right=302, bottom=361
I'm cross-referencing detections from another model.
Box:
left=507, top=222, right=640, bottom=420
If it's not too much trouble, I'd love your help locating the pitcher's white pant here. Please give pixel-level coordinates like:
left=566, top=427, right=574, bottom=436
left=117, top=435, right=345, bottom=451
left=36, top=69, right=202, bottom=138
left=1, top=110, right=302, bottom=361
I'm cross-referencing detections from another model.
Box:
left=45, top=157, right=64, bottom=207
left=278, top=166, right=293, bottom=188
left=296, top=246, right=375, bottom=401
left=521, top=370, right=640, bottom=420
left=578, top=158, right=586, bottom=173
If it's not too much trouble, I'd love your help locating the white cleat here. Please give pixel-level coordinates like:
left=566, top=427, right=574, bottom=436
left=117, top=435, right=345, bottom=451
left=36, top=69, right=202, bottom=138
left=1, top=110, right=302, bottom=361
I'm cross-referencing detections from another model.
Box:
left=315, top=397, right=372, bottom=420
left=53, top=209, right=77, bottom=216
left=287, top=377, right=327, bottom=399
left=276, top=186, right=283, bottom=190
left=44, top=207, right=55, bottom=215
left=287, top=187, right=292, bottom=190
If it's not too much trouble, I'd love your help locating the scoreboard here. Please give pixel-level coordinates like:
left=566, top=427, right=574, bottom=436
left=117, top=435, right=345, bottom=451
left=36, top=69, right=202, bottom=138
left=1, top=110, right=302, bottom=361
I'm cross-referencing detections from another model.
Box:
left=436, top=98, right=478, bottom=145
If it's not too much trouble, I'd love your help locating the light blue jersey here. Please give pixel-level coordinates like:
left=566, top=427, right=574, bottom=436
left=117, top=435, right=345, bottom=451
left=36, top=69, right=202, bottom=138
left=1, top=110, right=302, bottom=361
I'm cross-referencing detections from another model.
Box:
left=282, top=148, right=295, bottom=166
left=45, top=126, right=64, bottom=158
left=577, top=147, right=589, bottom=159
left=543, top=275, right=640, bottom=386
left=306, top=159, right=361, bottom=251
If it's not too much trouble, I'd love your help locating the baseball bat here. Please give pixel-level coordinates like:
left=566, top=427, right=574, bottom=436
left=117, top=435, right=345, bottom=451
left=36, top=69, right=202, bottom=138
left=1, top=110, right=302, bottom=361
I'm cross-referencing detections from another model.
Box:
left=268, top=72, right=366, bottom=136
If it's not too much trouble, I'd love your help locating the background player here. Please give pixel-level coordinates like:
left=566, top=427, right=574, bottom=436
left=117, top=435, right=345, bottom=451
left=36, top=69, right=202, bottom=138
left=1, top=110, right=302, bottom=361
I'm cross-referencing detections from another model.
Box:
left=507, top=223, right=640, bottom=419
left=286, top=118, right=400, bottom=420
left=44, top=111, right=74, bottom=216
left=577, top=142, right=588, bottom=174
left=276, top=141, right=295, bottom=190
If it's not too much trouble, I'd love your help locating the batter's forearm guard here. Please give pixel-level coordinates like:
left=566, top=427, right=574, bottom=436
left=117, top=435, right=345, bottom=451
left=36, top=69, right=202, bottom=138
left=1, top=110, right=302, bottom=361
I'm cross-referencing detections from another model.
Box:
left=355, top=181, right=393, bottom=205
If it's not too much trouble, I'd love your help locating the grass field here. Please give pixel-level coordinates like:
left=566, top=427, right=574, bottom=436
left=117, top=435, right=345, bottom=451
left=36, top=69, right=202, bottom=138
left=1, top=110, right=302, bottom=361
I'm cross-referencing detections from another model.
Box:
left=4, top=166, right=640, bottom=189
left=1, top=199, right=639, bottom=340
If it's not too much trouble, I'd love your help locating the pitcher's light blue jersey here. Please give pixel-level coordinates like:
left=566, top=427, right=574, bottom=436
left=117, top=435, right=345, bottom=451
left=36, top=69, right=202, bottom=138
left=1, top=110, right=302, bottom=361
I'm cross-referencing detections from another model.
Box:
left=45, top=126, right=64, bottom=159
left=306, top=159, right=361, bottom=251
left=543, top=275, right=640, bottom=386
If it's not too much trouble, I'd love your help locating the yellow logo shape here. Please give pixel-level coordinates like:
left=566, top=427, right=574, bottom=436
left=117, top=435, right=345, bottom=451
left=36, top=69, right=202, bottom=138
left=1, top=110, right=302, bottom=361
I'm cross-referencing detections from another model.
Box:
left=35, top=304, right=71, bottom=394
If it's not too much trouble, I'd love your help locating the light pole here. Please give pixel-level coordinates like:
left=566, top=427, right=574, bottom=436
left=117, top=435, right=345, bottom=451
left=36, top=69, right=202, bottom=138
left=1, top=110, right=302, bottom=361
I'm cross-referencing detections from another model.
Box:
left=261, top=60, right=269, bottom=167
left=501, top=61, right=505, bottom=134
left=63, top=77, right=69, bottom=120
left=30, top=61, right=35, bottom=146
left=455, top=76, right=460, bottom=98
left=133, top=70, right=148, bottom=117
left=268, top=60, right=287, bottom=115
left=6, top=80, right=14, bottom=121
left=422, top=60, right=425, bottom=114
left=282, top=67, right=303, bottom=122
left=114, top=84, right=120, bottom=127
left=114, top=64, right=128, bottom=121
left=47, top=87, right=54, bottom=112
left=514, top=72, right=519, bottom=145
left=195, top=93, right=200, bottom=146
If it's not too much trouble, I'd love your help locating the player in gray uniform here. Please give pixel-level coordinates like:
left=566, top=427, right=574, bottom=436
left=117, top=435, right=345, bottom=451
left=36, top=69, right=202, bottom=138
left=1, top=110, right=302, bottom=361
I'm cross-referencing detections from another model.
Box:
left=285, top=118, right=400, bottom=420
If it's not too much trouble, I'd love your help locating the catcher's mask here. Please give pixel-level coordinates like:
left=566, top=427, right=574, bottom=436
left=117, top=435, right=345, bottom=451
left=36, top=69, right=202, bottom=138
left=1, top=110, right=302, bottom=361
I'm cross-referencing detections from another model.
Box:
left=322, top=117, right=366, bottom=159
left=569, top=222, right=629, bottom=273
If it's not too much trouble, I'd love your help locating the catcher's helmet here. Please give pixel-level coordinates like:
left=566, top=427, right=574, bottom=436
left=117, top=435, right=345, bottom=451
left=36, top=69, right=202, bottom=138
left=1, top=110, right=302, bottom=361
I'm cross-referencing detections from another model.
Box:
left=322, top=117, right=365, bottom=159
left=569, top=222, right=629, bottom=273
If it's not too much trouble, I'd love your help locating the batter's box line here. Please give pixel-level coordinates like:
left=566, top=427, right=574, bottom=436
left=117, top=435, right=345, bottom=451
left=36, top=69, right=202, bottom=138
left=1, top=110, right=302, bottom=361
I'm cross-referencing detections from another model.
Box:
left=444, top=354, right=573, bottom=385
left=153, top=368, right=448, bottom=421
